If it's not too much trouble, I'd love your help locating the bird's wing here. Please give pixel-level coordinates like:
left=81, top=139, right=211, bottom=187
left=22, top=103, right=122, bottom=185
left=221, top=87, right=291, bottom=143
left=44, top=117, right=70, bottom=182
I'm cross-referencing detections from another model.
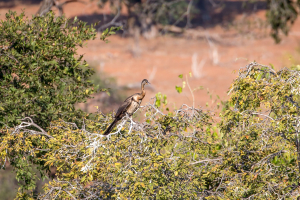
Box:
left=123, top=93, right=139, bottom=101
left=115, top=98, right=132, bottom=119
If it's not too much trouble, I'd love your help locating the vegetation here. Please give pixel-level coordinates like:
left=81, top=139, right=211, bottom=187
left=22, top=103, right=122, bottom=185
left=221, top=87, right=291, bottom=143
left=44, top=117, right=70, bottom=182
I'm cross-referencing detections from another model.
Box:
left=1, top=10, right=300, bottom=199
left=266, top=0, right=300, bottom=42
left=0, top=11, right=99, bottom=128
left=1, top=60, right=300, bottom=198
left=0, top=11, right=117, bottom=198
left=36, top=0, right=300, bottom=42
left=94, top=0, right=199, bottom=39
left=94, top=0, right=300, bottom=42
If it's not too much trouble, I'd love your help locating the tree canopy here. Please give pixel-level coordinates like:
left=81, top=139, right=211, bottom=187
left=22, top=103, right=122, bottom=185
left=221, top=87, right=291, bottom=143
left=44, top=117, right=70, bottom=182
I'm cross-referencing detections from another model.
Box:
left=0, top=11, right=99, bottom=129
left=1, top=62, right=300, bottom=199
left=36, top=0, right=300, bottom=42
left=267, top=0, right=300, bottom=42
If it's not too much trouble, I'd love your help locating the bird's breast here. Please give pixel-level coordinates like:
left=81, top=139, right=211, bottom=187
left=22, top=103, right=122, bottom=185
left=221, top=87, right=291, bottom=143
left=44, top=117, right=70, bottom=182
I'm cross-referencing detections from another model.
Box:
left=127, top=100, right=141, bottom=115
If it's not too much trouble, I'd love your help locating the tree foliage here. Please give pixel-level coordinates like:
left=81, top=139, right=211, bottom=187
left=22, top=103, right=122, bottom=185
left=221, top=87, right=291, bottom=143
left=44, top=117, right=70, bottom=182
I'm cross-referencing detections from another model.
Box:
left=36, top=0, right=300, bottom=42
left=0, top=11, right=99, bottom=128
left=219, top=62, right=300, bottom=198
left=0, top=11, right=122, bottom=198
left=1, top=62, right=300, bottom=198
left=267, top=0, right=300, bottom=43
left=95, top=0, right=197, bottom=39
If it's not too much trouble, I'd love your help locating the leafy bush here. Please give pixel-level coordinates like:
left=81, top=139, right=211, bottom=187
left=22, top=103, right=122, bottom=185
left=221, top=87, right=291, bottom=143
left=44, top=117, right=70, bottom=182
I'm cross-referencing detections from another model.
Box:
left=1, top=99, right=216, bottom=199
left=0, top=11, right=98, bottom=128
left=267, top=0, right=300, bottom=43
left=0, top=11, right=120, bottom=198
left=219, top=62, right=300, bottom=198
left=1, top=63, right=300, bottom=199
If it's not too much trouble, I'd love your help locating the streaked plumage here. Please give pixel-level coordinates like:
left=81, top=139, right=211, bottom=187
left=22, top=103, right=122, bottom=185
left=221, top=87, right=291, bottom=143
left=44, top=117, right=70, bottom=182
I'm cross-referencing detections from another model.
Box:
left=103, top=79, right=150, bottom=135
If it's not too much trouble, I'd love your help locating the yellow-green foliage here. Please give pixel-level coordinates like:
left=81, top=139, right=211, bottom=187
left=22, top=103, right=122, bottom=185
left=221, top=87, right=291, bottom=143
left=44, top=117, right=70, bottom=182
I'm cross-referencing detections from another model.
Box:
left=1, top=102, right=217, bottom=199
left=2, top=62, right=300, bottom=199
left=1, top=65, right=300, bottom=197
left=219, top=62, right=300, bottom=199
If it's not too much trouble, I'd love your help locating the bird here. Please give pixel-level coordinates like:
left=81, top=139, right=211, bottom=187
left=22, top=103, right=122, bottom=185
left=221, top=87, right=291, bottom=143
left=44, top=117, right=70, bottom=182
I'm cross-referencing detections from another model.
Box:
left=103, top=79, right=150, bottom=135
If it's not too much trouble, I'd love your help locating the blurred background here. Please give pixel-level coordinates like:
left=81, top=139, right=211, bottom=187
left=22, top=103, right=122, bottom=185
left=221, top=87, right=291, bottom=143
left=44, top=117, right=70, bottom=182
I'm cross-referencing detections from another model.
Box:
left=1, top=0, right=300, bottom=198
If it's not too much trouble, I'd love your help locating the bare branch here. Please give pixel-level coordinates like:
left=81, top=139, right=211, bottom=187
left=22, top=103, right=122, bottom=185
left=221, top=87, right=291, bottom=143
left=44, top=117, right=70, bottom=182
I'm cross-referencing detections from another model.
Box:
left=190, top=158, right=223, bottom=165
left=98, top=7, right=121, bottom=32
left=13, top=117, right=53, bottom=138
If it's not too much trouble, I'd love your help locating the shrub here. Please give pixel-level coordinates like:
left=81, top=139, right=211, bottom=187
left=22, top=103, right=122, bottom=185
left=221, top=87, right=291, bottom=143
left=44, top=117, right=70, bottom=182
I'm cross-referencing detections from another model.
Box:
left=0, top=11, right=120, bottom=198
left=1, top=62, right=300, bottom=198
left=0, top=11, right=98, bottom=129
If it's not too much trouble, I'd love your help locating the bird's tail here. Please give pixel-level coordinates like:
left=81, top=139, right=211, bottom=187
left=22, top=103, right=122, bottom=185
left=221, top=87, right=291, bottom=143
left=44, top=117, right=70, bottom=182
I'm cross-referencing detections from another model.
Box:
left=103, top=119, right=118, bottom=135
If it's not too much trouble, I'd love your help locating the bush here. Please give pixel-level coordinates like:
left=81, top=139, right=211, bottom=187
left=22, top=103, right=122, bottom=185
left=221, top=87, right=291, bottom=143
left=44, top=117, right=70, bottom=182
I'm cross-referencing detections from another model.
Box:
left=0, top=11, right=121, bottom=198
left=0, top=11, right=98, bottom=129
left=1, top=99, right=216, bottom=199
left=267, top=0, right=300, bottom=43
left=219, top=62, right=300, bottom=198
left=1, top=63, right=300, bottom=199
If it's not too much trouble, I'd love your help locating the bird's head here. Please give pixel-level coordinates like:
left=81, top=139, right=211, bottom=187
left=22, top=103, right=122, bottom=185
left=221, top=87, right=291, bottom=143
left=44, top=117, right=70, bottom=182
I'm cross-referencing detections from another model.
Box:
left=142, top=79, right=150, bottom=86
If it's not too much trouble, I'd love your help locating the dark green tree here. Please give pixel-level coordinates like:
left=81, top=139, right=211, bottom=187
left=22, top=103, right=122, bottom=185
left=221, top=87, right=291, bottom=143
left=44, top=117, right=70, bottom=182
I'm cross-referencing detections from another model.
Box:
left=95, top=0, right=198, bottom=39
left=0, top=11, right=99, bottom=128
left=267, top=0, right=300, bottom=42
left=0, top=11, right=120, bottom=198
left=2, top=62, right=300, bottom=199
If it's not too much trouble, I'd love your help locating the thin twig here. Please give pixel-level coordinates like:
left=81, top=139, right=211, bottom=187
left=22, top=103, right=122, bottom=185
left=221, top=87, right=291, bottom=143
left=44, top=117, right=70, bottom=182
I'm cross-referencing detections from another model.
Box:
left=186, top=74, right=195, bottom=116
left=98, top=7, right=121, bottom=32
left=190, top=158, right=223, bottom=165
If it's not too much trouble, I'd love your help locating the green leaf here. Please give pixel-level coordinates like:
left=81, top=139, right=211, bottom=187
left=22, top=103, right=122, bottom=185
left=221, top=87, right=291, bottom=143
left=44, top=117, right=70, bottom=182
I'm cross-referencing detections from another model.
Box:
left=175, top=86, right=182, bottom=93
left=257, top=72, right=263, bottom=80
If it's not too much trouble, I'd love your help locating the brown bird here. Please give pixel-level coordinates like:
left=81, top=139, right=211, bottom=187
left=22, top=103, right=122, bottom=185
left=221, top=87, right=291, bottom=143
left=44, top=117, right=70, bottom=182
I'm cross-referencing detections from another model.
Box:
left=103, top=79, right=150, bottom=135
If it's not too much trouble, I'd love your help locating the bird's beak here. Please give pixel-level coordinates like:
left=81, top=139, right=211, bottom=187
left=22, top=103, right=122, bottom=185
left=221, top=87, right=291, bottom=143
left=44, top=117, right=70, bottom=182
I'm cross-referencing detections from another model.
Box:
left=147, top=81, right=151, bottom=85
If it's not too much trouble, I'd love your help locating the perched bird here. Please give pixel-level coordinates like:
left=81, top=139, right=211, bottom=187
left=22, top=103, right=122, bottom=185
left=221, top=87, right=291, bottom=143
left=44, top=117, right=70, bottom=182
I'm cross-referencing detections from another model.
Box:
left=103, top=79, right=150, bottom=135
